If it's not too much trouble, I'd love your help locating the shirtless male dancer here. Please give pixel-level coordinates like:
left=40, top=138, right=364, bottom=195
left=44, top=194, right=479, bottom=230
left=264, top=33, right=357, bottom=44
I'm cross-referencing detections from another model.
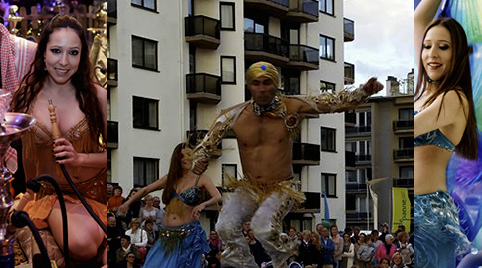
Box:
left=192, top=61, right=383, bottom=268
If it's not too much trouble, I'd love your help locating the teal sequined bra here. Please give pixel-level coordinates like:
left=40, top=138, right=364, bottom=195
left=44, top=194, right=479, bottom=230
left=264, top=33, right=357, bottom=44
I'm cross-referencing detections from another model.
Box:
left=172, top=176, right=202, bottom=207
left=414, top=110, right=455, bottom=152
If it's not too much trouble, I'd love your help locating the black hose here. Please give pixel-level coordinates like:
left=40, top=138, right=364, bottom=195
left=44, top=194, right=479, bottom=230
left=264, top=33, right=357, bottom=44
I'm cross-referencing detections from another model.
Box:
left=11, top=210, right=51, bottom=268
left=59, top=164, right=107, bottom=234
left=27, top=175, right=70, bottom=268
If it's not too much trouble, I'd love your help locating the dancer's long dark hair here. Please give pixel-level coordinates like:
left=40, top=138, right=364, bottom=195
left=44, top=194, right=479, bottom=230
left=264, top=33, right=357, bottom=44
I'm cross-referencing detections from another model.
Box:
left=415, top=17, right=477, bottom=160
left=10, top=14, right=105, bottom=140
left=162, top=143, right=188, bottom=205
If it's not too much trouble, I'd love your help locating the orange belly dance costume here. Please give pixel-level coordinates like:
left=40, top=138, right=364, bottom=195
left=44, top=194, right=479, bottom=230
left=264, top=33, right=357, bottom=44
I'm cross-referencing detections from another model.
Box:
left=16, top=98, right=107, bottom=264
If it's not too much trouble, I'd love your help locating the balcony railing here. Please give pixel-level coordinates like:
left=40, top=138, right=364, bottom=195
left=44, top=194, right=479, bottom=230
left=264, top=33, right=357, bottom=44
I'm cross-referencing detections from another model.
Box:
left=346, top=212, right=372, bottom=220
left=285, top=0, right=319, bottom=23
left=346, top=183, right=368, bottom=191
left=355, top=154, right=371, bottom=162
left=107, top=120, right=118, bottom=149
left=292, top=143, right=320, bottom=165
left=344, top=18, right=354, bottom=42
left=187, top=130, right=222, bottom=157
left=107, top=0, right=117, bottom=24
left=393, top=178, right=414, bottom=188
left=244, top=0, right=289, bottom=17
left=107, top=58, right=118, bottom=87
left=346, top=151, right=356, bottom=168
left=393, top=120, right=414, bottom=131
left=245, top=32, right=289, bottom=64
left=346, top=126, right=371, bottom=134
left=185, top=16, right=220, bottom=49
left=287, top=44, right=319, bottom=70
left=394, top=149, right=414, bottom=160
left=186, top=73, right=221, bottom=104
left=344, top=62, right=355, bottom=85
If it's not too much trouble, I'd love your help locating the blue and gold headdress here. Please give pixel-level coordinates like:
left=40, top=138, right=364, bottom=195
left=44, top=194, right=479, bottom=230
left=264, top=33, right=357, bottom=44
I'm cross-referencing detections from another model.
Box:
left=245, top=61, right=279, bottom=88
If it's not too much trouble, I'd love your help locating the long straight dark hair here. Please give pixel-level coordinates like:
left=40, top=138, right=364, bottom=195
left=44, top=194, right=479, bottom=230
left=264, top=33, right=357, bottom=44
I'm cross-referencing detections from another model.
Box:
left=415, top=17, right=477, bottom=160
left=10, top=15, right=105, bottom=140
left=162, top=143, right=187, bottom=205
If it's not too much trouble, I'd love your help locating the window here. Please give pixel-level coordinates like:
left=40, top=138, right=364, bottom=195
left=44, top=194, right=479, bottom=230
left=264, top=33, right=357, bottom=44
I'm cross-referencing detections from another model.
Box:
left=133, top=157, right=159, bottom=187
left=107, top=149, right=111, bottom=182
left=189, top=46, right=196, bottom=74
left=399, top=137, right=414, bottom=149
left=133, top=96, right=159, bottom=130
left=357, top=168, right=372, bottom=183
left=132, top=36, right=158, bottom=71
left=357, top=140, right=371, bottom=159
left=320, top=127, right=336, bottom=152
left=244, top=17, right=266, bottom=33
left=358, top=111, right=371, bottom=127
left=221, top=56, right=236, bottom=84
left=319, top=35, right=335, bottom=61
left=222, top=164, right=237, bottom=187
left=189, top=101, right=197, bottom=130
left=346, top=194, right=356, bottom=210
left=220, top=2, right=235, bottom=30
left=131, top=0, right=156, bottom=11
left=281, top=70, right=300, bottom=95
left=346, top=170, right=357, bottom=183
left=187, top=0, right=193, bottom=16
left=321, top=173, right=336, bottom=197
left=319, top=0, right=334, bottom=15
left=400, top=166, right=414, bottom=179
left=320, top=80, right=335, bottom=93
left=399, top=108, right=414, bottom=121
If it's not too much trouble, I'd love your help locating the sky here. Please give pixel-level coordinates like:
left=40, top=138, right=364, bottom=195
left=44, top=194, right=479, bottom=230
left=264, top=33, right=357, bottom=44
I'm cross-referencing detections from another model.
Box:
left=344, top=0, right=414, bottom=94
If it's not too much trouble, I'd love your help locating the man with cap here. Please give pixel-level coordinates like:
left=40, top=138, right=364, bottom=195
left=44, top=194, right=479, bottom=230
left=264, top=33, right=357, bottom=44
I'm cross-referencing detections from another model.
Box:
left=192, top=61, right=383, bottom=268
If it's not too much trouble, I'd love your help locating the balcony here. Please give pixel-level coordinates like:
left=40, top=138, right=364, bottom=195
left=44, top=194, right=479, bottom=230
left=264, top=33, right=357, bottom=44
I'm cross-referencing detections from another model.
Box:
left=245, top=32, right=289, bottom=65
left=393, top=148, right=414, bottom=161
left=292, top=143, right=320, bottom=165
left=286, top=44, right=319, bottom=70
left=285, top=0, right=319, bottom=23
left=244, top=0, right=289, bottom=18
left=393, top=178, right=414, bottom=188
left=344, top=18, right=354, bottom=42
left=346, top=183, right=368, bottom=192
left=344, top=62, right=355, bottom=85
left=186, top=130, right=222, bottom=158
left=346, top=151, right=356, bottom=168
left=393, top=120, right=414, bottom=132
left=185, top=16, right=220, bottom=49
left=107, top=58, right=118, bottom=87
left=355, top=154, right=371, bottom=162
left=107, top=0, right=117, bottom=25
left=186, top=73, right=221, bottom=104
left=345, top=126, right=371, bottom=135
left=107, top=120, right=118, bottom=149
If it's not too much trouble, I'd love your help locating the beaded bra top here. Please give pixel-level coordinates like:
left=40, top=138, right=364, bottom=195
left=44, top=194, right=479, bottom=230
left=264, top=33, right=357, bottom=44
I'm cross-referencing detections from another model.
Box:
left=171, top=176, right=202, bottom=207
left=414, top=110, right=455, bottom=151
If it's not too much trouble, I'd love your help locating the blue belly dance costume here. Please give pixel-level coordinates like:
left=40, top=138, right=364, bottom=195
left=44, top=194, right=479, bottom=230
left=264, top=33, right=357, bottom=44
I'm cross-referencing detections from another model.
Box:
left=414, top=111, right=472, bottom=268
left=143, top=176, right=209, bottom=268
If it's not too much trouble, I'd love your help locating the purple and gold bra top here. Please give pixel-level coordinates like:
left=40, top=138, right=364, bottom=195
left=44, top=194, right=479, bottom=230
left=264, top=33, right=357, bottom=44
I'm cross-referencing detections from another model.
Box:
left=414, top=110, right=455, bottom=152
left=172, top=176, right=202, bottom=207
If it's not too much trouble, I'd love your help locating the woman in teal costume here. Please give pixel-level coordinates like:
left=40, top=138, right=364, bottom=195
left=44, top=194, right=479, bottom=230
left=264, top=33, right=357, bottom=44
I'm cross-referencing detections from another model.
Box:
left=119, top=143, right=222, bottom=268
left=414, top=0, right=479, bottom=267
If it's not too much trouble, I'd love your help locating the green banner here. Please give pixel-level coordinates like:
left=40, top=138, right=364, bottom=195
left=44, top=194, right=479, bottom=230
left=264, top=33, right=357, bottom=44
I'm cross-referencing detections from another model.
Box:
left=392, top=187, right=411, bottom=233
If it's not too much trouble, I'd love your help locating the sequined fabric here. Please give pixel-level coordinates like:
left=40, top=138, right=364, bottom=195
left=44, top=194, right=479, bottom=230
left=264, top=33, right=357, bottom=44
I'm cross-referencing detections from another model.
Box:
left=171, top=187, right=201, bottom=207
left=143, top=221, right=209, bottom=268
left=414, top=111, right=455, bottom=151
left=414, top=191, right=472, bottom=268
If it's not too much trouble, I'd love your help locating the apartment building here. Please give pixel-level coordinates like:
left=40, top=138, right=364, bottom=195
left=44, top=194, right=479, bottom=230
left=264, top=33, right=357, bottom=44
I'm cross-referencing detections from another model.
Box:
left=345, top=74, right=414, bottom=231
left=107, top=0, right=354, bottom=231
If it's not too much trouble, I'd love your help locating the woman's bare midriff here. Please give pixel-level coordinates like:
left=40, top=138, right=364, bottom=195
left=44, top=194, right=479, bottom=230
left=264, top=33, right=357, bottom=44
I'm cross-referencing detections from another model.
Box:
left=163, top=199, right=195, bottom=227
left=415, top=145, right=453, bottom=194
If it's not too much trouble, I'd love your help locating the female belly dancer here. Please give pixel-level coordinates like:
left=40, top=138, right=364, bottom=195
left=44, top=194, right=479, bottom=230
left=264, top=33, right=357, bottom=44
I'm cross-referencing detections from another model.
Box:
left=414, top=1, right=478, bottom=267
left=119, top=143, right=222, bottom=268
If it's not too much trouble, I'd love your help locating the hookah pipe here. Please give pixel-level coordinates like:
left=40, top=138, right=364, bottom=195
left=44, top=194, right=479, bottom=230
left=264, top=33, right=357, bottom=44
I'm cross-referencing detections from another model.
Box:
left=48, top=100, right=107, bottom=234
